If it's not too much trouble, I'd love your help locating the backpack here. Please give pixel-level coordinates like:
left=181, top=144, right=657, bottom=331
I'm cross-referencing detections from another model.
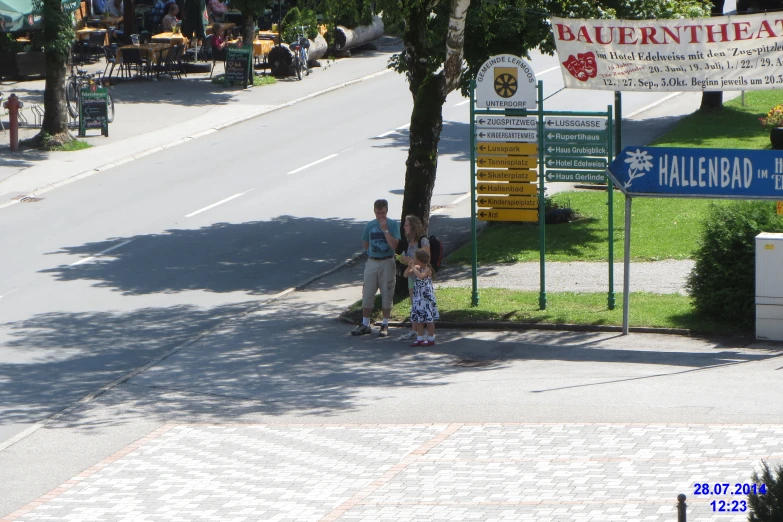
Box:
left=419, top=235, right=443, bottom=272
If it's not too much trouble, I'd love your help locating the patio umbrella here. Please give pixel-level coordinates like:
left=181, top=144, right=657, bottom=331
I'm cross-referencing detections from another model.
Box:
left=182, top=0, right=206, bottom=39
left=0, top=0, right=78, bottom=32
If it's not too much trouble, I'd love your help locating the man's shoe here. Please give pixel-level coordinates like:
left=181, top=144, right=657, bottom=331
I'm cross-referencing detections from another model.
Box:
left=420, top=340, right=434, bottom=347
left=351, top=324, right=372, bottom=336
left=398, top=330, right=417, bottom=341
left=379, top=324, right=389, bottom=337
left=410, top=340, right=423, bottom=347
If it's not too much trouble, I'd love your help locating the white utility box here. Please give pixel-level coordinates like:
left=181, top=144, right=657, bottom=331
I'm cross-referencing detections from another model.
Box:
left=756, top=232, right=783, bottom=341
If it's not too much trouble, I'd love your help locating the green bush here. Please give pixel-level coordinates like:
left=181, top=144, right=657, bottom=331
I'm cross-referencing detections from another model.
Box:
left=748, top=460, right=783, bottom=522
left=280, top=7, right=318, bottom=43
left=686, top=201, right=783, bottom=328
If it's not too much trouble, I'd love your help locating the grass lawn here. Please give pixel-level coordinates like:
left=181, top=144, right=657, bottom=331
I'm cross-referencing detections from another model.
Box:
left=344, top=289, right=739, bottom=335
left=433, top=90, right=783, bottom=333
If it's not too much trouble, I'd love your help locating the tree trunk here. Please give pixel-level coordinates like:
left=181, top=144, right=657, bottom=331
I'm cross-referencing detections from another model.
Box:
left=243, top=13, right=255, bottom=45
left=700, top=91, right=724, bottom=111
left=37, top=52, right=72, bottom=145
left=700, top=0, right=726, bottom=111
left=400, top=74, right=446, bottom=231
left=333, top=15, right=384, bottom=51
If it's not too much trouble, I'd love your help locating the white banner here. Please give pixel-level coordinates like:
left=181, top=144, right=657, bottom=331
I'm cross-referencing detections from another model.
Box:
left=552, top=13, right=783, bottom=92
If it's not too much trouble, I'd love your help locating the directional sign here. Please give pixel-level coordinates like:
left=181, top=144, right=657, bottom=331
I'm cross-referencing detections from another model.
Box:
left=476, top=54, right=537, bottom=109
left=778, top=201, right=783, bottom=215
left=477, top=155, right=536, bottom=169
left=477, top=182, right=537, bottom=196
left=545, top=157, right=607, bottom=170
left=543, top=117, right=607, bottom=131
left=608, top=146, right=783, bottom=199
left=477, top=209, right=538, bottom=222
left=477, top=196, right=538, bottom=209
left=474, top=116, right=537, bottom=130
left=546, top=171, right=607, bottom=183
left=476, top=142, right=538, bottom=155
left=477, top=169, right=537, bottom=183
left=475, top=129, right=538, bottom=142
left=545, top=130, right=606, bottom=144
left=545, top=144, right=608, bottom=156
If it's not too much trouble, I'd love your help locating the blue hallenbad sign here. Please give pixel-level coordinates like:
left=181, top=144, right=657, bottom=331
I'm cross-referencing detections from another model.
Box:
left=608, top=147, right=783, bottom=199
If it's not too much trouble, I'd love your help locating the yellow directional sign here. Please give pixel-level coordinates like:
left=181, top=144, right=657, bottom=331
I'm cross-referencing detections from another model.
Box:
left=477, top=182, right=537, bottom=196
left=476, top=142, right=538, bottom=155
left=477, top=196, right=538, bottom=209
left=477, top=209, right=538, bottom=222
left=476, top=155, right=536, bottom=169
left=778, top=201, right=783, bottom=215
left=477, top=169, right=537, bottom=183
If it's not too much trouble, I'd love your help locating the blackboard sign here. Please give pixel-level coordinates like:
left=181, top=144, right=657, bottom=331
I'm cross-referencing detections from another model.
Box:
left=78, top=86, right=109, bottom=137
left=224, top=47, right=253, bottom=88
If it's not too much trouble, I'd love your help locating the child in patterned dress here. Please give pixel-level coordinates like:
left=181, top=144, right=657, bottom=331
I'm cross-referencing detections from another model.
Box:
left=404, top=249, right=439, bottom=347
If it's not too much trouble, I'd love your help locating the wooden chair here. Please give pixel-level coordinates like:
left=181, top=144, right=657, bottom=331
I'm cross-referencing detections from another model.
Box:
left=120, top=47, right=147, bottom=79
left=102, top=44, right=119, bottom=81
left=87, top=30, right=107, bottom=60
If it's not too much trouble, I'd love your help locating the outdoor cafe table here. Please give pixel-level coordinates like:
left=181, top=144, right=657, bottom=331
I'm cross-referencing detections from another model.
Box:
left=117, top=42, right=170, bottom=76
left=252, top=38, right=274, bottom=58
left=86, top=16, right=123, bottom=29
left=76, top=27, right=109, bottom=45
left=151, top=32, right=189, bottom=46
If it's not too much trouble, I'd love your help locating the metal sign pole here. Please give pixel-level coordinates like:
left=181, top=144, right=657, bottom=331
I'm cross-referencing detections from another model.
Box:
left=623, top=195, right=632, bottom=335
left=470, top=80, right=479, bottom=307
left=537, top=80, right=546, bottom=310
left=607, top=105, right=615, bottom=310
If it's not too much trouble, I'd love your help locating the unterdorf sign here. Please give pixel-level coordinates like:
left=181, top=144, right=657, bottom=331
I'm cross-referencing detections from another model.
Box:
left=475, top=54, right=537, bottom=109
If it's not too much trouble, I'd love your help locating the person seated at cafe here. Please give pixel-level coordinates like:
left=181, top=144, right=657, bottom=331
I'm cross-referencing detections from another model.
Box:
left=150, top=0, right=170, bottom=30
left=207, top=0, right=227, bottom=22
left=105, top=0, right=123, bottom=17
left=91, top=0, right=106, bottom=15
left=212, top=23, right=228, bottom=52
left=161, top=3, right=179, bottom=31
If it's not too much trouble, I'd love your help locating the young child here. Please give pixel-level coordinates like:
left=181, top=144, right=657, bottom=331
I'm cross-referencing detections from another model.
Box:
left=404, top=249, right=439, bottom=347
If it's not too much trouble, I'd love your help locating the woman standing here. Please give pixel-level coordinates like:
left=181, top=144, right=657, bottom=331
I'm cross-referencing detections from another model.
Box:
left=397, top=215, right=430, bottom=341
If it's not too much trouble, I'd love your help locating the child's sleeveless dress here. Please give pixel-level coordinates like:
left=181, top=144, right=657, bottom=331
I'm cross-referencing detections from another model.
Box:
left=411, top=276, right=439, bottom=323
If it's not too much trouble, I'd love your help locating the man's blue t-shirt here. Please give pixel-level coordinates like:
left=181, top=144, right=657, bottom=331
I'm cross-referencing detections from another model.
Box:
left=362, top=218, right=401, bottom=258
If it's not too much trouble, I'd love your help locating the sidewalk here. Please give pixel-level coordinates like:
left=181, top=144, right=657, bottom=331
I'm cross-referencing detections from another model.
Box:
left=0, top=38, right=402, bottom=201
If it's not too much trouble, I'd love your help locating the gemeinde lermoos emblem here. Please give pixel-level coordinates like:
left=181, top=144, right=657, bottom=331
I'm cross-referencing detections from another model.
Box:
left=493, top=67, right=518, bottom=98
left=476, top=55, right=537, bottom=109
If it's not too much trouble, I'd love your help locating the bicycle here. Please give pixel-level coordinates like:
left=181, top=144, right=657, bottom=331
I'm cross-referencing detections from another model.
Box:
left=66, top=65, right=115, bottom=123
left=289, top=25, right=310, bottom=81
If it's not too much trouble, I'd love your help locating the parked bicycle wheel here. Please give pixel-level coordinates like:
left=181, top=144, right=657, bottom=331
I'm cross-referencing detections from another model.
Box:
left=295, top=56, right=302, bottom=81
left=66, top=79, right=79, bottom=119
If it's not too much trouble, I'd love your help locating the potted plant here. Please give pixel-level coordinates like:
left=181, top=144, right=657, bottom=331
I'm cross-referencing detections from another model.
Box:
left=760, top=104, right=783, bottom=149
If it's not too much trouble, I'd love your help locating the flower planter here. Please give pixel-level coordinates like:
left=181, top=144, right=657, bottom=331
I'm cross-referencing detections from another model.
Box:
left=15, top=51, right=46, bottom=79
left=0, top=51, right=18, bottom=79
left=771, top=127, right=783, bottom=150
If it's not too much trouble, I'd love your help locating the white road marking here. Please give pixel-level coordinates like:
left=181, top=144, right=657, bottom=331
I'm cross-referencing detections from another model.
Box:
left=375, top=123, right=411, bottom=138
left=431, top=192, right=471, bottom=216
left=69, top=239, right=135, bottom=266
left=454, top=99, right=470, bottom=107
left=0, top=288, right=18, bottom=299
left=287, top=153, right=339, bottom=175
left=185, top=189, right=254, bottom=217
left=627, top=92, right=683, bottom=118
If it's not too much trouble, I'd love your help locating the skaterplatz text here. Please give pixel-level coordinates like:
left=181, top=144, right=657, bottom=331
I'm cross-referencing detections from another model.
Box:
left=555, top=18, right=783, bottom=45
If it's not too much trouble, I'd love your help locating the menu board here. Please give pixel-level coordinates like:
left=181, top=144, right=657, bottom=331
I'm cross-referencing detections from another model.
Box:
left=225, top=47, right=252, bottom=88
left=78, top=86, right=109, bottom=137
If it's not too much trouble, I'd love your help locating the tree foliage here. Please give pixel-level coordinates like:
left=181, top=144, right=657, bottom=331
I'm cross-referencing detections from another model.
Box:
left=748, top=461, right=783, bottom=522
left=686, top=201, right=783, bottom=329
left=281, top=6, right=318, bottom=42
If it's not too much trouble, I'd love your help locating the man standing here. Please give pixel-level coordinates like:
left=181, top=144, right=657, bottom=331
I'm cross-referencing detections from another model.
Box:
left=352, top=199, right=400, bottom=337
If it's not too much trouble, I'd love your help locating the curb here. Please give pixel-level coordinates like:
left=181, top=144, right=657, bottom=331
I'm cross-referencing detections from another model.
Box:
left=336, top=314, right=691, bottom=336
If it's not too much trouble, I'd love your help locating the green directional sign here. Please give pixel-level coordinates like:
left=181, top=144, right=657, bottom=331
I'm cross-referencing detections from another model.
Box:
left=545, top=157, right=607, bottom=170
left=544, top=130, right=606, bottom=144
left=546, top=171, right=607, bottom=183
left=544, top=144, right=608, bottom=156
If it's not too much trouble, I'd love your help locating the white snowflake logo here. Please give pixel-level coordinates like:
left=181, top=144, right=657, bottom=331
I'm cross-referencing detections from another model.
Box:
left=623, top=148, right=653, bottom=189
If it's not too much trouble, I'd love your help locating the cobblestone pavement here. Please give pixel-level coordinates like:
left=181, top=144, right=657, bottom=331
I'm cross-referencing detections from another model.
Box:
left=5, top=423, right=782, bottom=522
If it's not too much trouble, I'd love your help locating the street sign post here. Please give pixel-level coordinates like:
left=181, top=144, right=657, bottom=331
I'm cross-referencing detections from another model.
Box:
left=476, top=142, right=538, bottom=155
left=477, top=169, right=537, bottom=182
left=477, top=209, right=538, bottom=222
left=477, top=155, right=536, bottom=169
left=477, top=196, right=538, bottom=209
left=470, top=56, right=614, bottom=310
left=477, top=182, right=537, bottom=195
